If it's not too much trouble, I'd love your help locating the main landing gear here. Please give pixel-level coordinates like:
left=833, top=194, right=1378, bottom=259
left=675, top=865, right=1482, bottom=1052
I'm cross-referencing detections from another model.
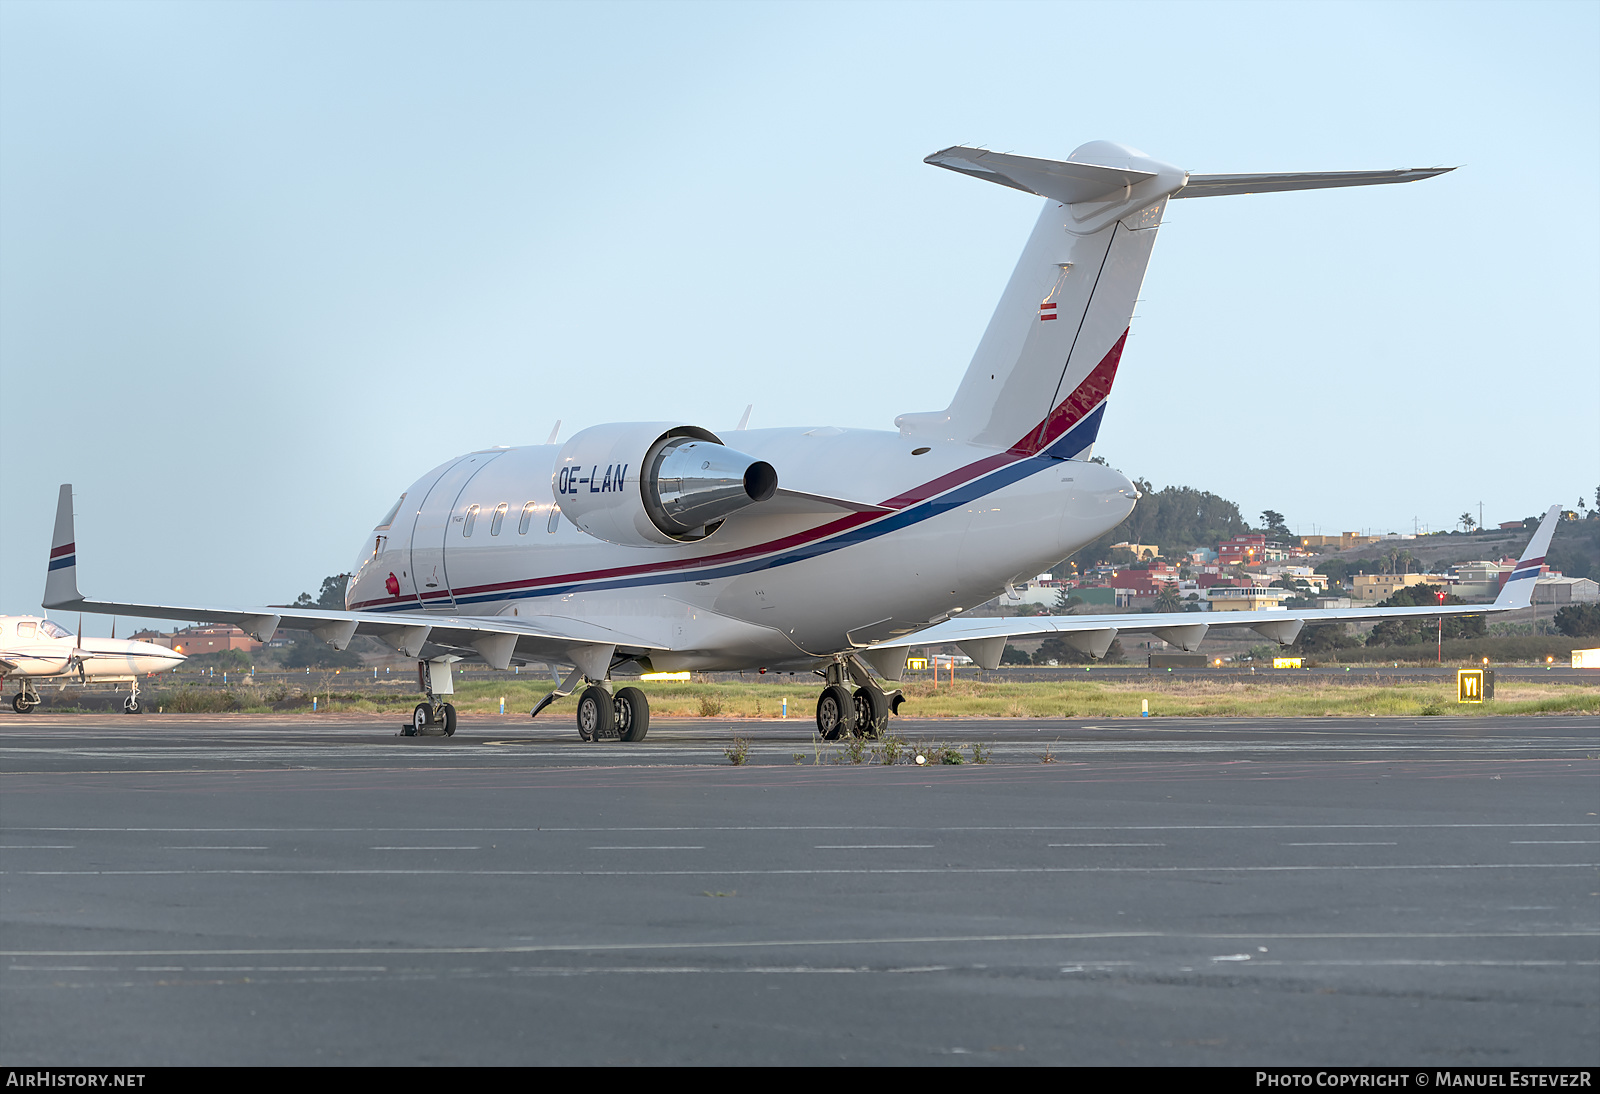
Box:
left=574, top=685, right=650, bottom=743
left=814, top=658, right=902, bottom=740
left=531, top=666, right=650, bottom=743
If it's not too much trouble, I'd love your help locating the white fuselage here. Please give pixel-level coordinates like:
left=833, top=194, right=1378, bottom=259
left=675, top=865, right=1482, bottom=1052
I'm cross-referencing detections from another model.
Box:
left=0, top=616, right=186, bottom=682
left=346, top=426, right=1138, bottom=671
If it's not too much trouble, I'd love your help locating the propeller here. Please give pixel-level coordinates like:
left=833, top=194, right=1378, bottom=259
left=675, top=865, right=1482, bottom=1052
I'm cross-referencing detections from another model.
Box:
left=68, top=614, right=89, bottom=682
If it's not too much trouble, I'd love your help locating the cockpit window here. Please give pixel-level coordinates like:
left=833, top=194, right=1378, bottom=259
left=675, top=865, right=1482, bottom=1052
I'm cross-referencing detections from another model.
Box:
left=376, top=494, right=406, bottom=530
left=39, top=620, right=71, bottom=639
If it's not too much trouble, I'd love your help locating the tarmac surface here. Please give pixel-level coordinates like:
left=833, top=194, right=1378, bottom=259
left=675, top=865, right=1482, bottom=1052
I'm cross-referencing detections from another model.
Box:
left=1, top=712, right=1596, bottom=1065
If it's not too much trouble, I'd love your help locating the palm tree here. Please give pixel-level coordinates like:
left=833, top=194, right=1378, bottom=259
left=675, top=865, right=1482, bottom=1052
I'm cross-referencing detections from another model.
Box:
left=1459, top=512, right=1476, bottom=532
left=1155, top=582, right=1182, bottom=613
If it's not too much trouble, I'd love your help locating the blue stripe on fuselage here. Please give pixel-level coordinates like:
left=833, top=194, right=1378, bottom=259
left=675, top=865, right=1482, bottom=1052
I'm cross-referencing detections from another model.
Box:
left=375, top=408, right=1108, bottom=612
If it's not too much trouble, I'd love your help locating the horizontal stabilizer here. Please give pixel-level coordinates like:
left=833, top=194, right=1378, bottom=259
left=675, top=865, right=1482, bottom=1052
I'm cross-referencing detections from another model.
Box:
left=1174, top=167, right=1454, bottom=199
left=924, top=146, right=1156, bottom=206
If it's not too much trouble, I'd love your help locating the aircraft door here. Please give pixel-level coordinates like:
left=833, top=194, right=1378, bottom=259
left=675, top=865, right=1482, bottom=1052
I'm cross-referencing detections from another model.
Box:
left=407, top=451, right=505, bottom=611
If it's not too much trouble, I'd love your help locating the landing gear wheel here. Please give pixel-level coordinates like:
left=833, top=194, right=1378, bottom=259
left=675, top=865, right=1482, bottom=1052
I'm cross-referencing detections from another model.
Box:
left=122, top=695, right=141, bottom=715
left=576, top=686, right=614, bottom=742
left=440, top=703, right=457, bottom=737
left=816, top=684, right=854, bottom=740
left=614, top=687, right=650, bottom=742
left=12, top=693, right=34, bottom=714
left=852, top=686, right=888, bottom=738
left=408, top=703, right=430, bottom=736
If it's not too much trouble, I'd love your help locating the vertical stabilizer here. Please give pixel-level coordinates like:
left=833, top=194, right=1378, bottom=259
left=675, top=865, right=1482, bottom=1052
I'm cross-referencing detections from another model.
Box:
left=898, top=142, right=1188, bottom=457
left=1491, top=505, right=1562, bottom=610
left=44, top=484, right=84, bottom=609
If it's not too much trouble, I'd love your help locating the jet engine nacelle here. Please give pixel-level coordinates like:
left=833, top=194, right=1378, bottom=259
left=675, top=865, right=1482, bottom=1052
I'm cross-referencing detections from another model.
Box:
left=553, top=422, right=778, bottom=546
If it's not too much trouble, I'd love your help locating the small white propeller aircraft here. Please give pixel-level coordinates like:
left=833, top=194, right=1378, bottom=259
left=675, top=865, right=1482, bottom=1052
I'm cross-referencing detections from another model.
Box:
left=40, top=141, right=1560, bottom=739
left=1, top=615, right=185, bottom=713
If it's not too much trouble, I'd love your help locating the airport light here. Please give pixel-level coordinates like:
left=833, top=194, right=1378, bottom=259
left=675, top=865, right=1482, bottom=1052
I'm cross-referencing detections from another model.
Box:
left=1436, top=589, right=1446, bottom=664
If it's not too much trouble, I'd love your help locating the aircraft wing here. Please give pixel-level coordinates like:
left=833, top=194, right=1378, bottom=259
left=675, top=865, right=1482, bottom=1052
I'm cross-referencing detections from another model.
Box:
left=864, top=506, right=1561, bottom=670
left=42, top=485, right=663, bottom=671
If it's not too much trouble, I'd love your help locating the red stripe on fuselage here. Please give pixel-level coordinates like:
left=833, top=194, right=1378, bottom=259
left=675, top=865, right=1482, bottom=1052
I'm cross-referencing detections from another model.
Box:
left=348, top=330, right=1130, bottom=609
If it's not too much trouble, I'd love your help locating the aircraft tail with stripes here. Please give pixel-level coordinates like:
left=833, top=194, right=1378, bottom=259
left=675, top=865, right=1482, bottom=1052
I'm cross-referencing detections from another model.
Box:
left=898, top=143, right=1454, bottom=459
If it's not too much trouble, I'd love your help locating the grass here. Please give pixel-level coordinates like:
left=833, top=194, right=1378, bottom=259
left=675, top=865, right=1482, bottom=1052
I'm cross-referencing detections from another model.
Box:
left=39, top=674, right=1598, bottom=719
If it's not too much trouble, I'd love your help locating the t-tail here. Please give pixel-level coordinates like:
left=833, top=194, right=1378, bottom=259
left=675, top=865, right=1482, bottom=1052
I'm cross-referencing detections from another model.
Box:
left=897, top=143, right=1454, bottom=458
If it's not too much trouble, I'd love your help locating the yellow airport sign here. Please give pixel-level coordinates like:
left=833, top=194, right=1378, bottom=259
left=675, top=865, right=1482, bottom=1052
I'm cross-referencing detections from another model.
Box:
left=1457, top=668, right=1495, bottom=703
left=1272, top=657, right=1303, bottom=669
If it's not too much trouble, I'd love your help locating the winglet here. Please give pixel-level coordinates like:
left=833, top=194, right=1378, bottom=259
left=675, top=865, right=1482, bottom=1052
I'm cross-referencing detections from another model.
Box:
left=43, top=484, right=83, bottom=610
left=1491, top=505, right=1561, bottom=610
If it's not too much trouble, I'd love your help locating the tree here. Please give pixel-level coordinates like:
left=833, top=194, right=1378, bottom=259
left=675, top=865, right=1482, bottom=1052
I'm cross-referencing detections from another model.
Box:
left=1554, top=604, right=1600, bottom=638
left=1155, top=582, right=1182, bottom=612
left=1365, top=584, right=1484, bottom=645
left=290, top=574, right=352, bottom=611
left=1053, top=589, right=1084, bottom=613
left=1260, top=510, right=1292, bottom=541
left=1459, top=511, right=1476, bottom=533
left=1000, top=644, right=1033, bottom=665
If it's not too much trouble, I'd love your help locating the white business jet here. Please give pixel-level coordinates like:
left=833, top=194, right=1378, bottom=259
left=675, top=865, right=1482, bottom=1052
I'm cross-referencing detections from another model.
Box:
left=41, top=140, right=1561, bottom=739
left=1, top=615, right=185, bottom=713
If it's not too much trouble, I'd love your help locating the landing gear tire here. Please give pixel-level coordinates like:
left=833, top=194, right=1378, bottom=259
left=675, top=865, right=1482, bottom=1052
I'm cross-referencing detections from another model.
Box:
left=816, top=684, right=854, bottom=740
left=852, top=686, right=888, bottom=738
left=614, top=687, right=649, bottom=742
left=576, top=686, right=614, bottom=742
left=122, top=696, right=141, bottom=715
left=12, top=693, right=35, bottom=714
left=440, top=703, right=457, bottom=737
left=408, top=703, right=430, bottom=736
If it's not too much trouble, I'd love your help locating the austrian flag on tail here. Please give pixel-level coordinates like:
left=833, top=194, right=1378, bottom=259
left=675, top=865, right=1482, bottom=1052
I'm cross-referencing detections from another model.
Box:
left=1039, top=302, right=1057, bottom=321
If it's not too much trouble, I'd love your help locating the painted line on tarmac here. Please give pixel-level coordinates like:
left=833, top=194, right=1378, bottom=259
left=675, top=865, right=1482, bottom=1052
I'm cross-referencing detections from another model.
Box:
left=7, top=928, right=1597, bottom=959
left=9, top=862, right=1597, bottom=877
left=11, top=822, right=1597, bottom=833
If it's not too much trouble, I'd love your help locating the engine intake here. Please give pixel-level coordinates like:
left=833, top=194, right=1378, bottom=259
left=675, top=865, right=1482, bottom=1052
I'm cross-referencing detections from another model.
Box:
left=554, top=423, right=778, bottom=546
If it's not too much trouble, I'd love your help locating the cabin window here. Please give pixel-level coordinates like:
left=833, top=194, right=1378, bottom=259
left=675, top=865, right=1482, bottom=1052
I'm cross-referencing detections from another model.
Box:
left=463, top=504, right=479, bottom=537
left=490, top=502, right=508, bottom=536
left=548, top=504, right=562, bottom=533
left=15, top=621, right=36, bottom=639
left=376, top=494, right=406, bottom=530
left=518, top=501, right=537, bottom=535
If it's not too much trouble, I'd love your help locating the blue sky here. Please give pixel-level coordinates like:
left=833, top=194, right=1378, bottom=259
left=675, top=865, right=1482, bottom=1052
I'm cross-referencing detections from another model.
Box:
left=2, top=1, right=1596, bottom=627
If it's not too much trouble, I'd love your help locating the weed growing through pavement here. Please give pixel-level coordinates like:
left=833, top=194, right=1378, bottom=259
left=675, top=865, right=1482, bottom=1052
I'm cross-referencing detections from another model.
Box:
left=878, top=734, right=907, bottom=765
left=969, top=742, right=991, bottom=764
left=724, top=737, right=750, bottom=765
left=793, top=753, right=805, bottom=764
left=1040, top=744, right=1057, bottom=763
left=844, top=734, right=869, bottom=764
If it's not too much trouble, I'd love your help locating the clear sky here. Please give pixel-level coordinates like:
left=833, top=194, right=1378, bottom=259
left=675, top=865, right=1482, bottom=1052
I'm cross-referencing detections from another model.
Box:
left=2, top=0, right=1596, bottom=629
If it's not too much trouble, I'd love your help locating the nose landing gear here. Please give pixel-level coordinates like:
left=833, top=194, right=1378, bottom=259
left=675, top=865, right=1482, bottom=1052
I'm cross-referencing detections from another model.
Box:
left=11, top=681, right=41, bottom=714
